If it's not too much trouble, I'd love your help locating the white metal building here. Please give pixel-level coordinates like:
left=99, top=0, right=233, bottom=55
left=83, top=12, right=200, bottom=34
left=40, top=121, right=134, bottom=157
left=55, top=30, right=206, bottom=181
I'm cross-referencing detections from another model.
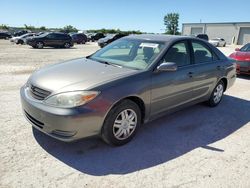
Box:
left=182, top=22, right=250, bottom=45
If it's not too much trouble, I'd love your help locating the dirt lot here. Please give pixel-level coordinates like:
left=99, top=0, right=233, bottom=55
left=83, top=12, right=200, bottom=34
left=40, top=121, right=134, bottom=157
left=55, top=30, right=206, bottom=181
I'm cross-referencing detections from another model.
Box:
left=0, top=40, right=250, bottom=188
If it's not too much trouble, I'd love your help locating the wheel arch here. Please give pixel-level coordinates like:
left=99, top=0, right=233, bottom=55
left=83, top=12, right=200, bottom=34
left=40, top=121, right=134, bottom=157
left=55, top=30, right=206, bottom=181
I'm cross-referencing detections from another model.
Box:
left=103, top=95, right=146, bottom=126
left=219, top=77, right=228, bottom=92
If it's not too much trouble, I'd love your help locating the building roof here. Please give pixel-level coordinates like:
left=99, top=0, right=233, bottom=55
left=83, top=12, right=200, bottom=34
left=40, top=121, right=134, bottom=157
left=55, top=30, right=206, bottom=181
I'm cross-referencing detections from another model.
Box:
left=183, top=22, right=250, bottom=25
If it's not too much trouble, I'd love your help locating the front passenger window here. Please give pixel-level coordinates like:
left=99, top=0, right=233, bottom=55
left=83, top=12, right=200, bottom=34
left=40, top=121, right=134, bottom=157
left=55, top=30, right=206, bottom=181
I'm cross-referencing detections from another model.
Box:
left=163, top=41, right=190, bottom=67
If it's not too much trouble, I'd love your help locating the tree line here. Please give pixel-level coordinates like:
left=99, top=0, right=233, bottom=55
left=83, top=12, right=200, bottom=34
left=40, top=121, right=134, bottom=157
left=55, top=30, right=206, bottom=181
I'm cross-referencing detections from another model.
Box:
left=1, top=13, right=180, bottom=35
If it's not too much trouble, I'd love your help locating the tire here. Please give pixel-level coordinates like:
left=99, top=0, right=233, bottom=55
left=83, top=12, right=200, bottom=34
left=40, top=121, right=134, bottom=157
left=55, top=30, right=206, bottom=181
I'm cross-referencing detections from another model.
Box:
left=207, top=81, right=224, bottom=107
left=17, top=39, right=23, bottom=44
left=223, top=43, right=226, bottom=47
left=102, top=100, right=141, bottom=146
left=36, top=42, right=44, bottom=49
left=64, top=42, right=70, bottom=48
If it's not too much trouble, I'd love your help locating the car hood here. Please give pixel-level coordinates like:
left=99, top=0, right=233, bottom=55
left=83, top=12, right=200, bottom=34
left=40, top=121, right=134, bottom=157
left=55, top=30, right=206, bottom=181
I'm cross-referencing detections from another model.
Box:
left=29, top=58, right=137, bottom=94
left=229, top=51, right=250, bottom=61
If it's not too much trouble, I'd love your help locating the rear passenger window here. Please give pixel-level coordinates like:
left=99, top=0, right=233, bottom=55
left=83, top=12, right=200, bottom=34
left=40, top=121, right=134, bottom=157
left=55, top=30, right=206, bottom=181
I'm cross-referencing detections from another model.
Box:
left=192, top=42, right=217, bottom=63
left=164, top=41, right=190, bottom=67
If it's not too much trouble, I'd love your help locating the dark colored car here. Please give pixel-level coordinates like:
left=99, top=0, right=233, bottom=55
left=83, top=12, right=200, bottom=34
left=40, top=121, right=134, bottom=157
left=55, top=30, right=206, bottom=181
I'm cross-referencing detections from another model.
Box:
left=0, top=32, right=12, bottom=39
left=91, top=33, right=105, bottom=42
left=14, top=30, right=29, bottom=37
left=229, top=43, right=250, bottom=75
left=26, top=32, right=73, bottom=49
left=195, top=34, right=209, bottom=41
left=20, top=34, right=236, bottom=146
left=98, top=33, right=127, bottom=48
left=70, top=33, right=87, bottom=44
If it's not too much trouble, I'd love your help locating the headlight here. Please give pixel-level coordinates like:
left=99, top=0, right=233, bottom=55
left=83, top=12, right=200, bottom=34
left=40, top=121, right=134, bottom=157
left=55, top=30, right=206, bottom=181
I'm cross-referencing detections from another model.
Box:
left=44, top=91, right=100, bottom=108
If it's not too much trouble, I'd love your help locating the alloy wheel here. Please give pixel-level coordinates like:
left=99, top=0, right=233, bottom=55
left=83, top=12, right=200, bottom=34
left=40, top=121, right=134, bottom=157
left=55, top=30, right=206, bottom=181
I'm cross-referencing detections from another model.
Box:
left=113, top=109, right=137, bottom=140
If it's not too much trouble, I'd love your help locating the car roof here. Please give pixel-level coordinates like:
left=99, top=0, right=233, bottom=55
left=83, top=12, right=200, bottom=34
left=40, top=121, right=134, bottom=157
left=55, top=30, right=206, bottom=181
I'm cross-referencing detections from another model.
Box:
left=124, top=34, right=192, bottom=43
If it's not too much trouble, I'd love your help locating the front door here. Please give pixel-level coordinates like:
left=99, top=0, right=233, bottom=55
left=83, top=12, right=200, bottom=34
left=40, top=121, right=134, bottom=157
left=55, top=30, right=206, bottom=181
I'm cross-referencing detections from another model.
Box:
left=151, top=40, right=195, bottom=117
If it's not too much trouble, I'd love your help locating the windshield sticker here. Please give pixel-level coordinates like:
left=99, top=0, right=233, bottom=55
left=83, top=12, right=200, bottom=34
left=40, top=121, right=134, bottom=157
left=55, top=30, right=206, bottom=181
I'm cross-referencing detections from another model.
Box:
left=139, top=43, right=159, bottom=48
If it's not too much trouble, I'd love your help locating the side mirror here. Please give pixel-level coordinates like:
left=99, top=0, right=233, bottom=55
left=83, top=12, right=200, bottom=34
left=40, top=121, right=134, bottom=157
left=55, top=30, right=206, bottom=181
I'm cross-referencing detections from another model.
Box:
left=235, top=48, right=240, bottom=51
left=156, top=62, right=177, bottom=72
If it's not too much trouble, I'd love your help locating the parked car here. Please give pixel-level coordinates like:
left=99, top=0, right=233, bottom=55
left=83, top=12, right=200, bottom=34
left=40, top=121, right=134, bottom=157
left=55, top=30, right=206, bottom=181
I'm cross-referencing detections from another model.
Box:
left=20, top=35, right=236, bottom=146
left=209, top=38, right=226, bottom=47
left=70, top=33, right=87, bottom=44
left=26, top=32, right=73, bottom=49
left=195, top=34, right=209, bottom=41
left=0, top=32, right=12, bottom=39
left=90, top=33, right=105, bottom=41
left=229, top=43, right=250, bottom=75
left=98, top=33, right=127, bottom=48
left=86, top=33, right=94, bottom=42
left=10, top=33, right=36, bottom=44
left=13, top=30, right=29, bottom=37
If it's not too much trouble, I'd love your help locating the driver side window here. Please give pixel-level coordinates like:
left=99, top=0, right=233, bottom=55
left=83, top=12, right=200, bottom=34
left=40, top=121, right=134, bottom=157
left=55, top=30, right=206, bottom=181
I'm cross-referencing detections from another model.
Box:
left=163, top=41, right=190, bottom=67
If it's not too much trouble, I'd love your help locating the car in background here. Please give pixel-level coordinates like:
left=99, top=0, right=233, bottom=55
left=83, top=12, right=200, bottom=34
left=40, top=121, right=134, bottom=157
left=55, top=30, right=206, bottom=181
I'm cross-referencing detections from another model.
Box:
left=209, top=38, right=226, bottom=47
left=90, top=33, right=105, bottom=42
left=10, top=33, right=36, bottom=44
left=20, top=34, right=236, bottom=146
left=229, top=43, right=250, bottom=75
left=13, top=30, right=29, bottom=37
left=195, top=34, right=209, bottom=41
left=98, top=33, right=127, bottom=48
left=0, top=32, right=12, bottom=39
left=70, top=33, right=87, bottom=44
left=26, top=32, right=73, bottom=49
left=86, top=33, right=94, bottom=42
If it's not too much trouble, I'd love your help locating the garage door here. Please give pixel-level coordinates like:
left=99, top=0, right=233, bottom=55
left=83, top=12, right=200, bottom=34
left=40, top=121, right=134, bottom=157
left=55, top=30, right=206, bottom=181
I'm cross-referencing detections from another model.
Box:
left=191, top=27, right=203, bottom=35
left=238, top=27, right=250, bottom=45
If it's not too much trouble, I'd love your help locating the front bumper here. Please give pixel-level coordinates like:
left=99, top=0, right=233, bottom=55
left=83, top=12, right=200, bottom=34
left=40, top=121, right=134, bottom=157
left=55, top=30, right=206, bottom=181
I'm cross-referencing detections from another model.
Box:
left=20, top=86, right=107, bottom=142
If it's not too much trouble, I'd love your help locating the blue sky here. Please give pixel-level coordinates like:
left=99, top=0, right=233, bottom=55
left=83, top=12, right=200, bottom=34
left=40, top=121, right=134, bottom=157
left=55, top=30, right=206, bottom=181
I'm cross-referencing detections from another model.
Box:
left=0, top=0, right=249, bottom=33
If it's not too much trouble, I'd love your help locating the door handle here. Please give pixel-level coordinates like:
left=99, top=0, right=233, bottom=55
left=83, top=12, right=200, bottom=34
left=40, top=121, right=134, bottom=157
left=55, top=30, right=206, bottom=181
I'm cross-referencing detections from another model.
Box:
left=188, top=72, right=193, bottom=78
left=217, top=65, right=221, bottom=70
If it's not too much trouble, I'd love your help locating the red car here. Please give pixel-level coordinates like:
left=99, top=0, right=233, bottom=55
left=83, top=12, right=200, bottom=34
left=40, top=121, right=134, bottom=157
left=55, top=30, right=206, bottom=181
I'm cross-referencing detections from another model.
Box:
left=229, top=43, right=250, bottom=75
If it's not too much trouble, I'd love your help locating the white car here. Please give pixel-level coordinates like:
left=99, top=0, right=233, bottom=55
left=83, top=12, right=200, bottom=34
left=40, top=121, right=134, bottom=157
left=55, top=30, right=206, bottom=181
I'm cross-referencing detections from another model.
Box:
left=10, top=33, right=36, bottom=45
left=209, top=38, right=226, bottom=47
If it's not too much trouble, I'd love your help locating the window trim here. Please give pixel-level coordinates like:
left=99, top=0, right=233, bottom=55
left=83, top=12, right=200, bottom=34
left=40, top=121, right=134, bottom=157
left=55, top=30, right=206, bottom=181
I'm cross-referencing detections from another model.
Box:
left=190, top=39, right=220, bottom=64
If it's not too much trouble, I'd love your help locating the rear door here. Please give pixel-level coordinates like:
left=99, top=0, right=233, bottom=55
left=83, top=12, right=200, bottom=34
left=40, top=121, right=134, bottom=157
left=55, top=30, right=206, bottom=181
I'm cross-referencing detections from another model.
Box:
left=190, top=40, right=222, bottom=100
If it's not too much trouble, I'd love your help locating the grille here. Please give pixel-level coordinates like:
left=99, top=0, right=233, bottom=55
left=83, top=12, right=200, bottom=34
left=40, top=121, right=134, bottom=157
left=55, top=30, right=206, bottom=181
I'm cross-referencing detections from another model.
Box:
left=30, top=85, right=51, bottom=100
left=24, top=111, right=44, bottom=129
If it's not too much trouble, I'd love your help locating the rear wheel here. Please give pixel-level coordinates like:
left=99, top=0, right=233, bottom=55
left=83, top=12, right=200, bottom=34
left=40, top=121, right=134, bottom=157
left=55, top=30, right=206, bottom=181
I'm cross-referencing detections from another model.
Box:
left=36, top=42, right=44, bottom=49
left=102, top=100, right=141, bottom=146
left=64, top=42, right=70, bottom=48
left=207, top=81, right=224, bottom=107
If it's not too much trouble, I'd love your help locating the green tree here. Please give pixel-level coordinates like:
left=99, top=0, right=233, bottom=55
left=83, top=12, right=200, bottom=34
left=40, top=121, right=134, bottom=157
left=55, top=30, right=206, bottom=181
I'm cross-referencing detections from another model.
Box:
left=39, top=26, right=46, bottom=31
left=0, top=24, right=9, bottom=30
left=164, top=13, right=180, bottom=35
left=24, top=24, right=35, bottom=31
left=62, top=25, right=78, bottom=33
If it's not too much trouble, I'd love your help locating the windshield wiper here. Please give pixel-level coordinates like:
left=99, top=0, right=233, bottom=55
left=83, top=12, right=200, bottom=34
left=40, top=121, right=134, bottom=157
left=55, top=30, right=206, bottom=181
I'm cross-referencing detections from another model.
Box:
left=86, top=56, right=123, bottom=68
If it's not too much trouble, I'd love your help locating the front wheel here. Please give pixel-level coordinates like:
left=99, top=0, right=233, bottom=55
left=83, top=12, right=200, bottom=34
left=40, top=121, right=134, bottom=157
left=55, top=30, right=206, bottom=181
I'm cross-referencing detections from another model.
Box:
left=207, top=81, right=224, bottom=107
left=102, top=100, right=141, bottom=146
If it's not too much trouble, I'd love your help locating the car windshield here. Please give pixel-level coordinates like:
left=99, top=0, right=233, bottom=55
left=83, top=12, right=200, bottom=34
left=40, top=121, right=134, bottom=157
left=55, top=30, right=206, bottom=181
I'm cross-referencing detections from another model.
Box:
left=89, top=38, right=165, bottom=70
left=240, top=44, right=250, bottom=52
left=212, top=39, right=219, bottom=41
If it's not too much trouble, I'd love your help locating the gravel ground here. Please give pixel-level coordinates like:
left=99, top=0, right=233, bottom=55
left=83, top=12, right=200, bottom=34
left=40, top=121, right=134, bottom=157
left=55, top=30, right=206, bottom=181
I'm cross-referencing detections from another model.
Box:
left=0, top=40, right=249, bottom=188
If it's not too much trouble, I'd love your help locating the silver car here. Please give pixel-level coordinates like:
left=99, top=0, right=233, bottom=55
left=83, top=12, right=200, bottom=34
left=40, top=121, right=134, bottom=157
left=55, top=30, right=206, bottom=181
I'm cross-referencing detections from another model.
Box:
left=209, top=38, right=226, bottom=47
left=20, top=35, right=236, bottom=146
